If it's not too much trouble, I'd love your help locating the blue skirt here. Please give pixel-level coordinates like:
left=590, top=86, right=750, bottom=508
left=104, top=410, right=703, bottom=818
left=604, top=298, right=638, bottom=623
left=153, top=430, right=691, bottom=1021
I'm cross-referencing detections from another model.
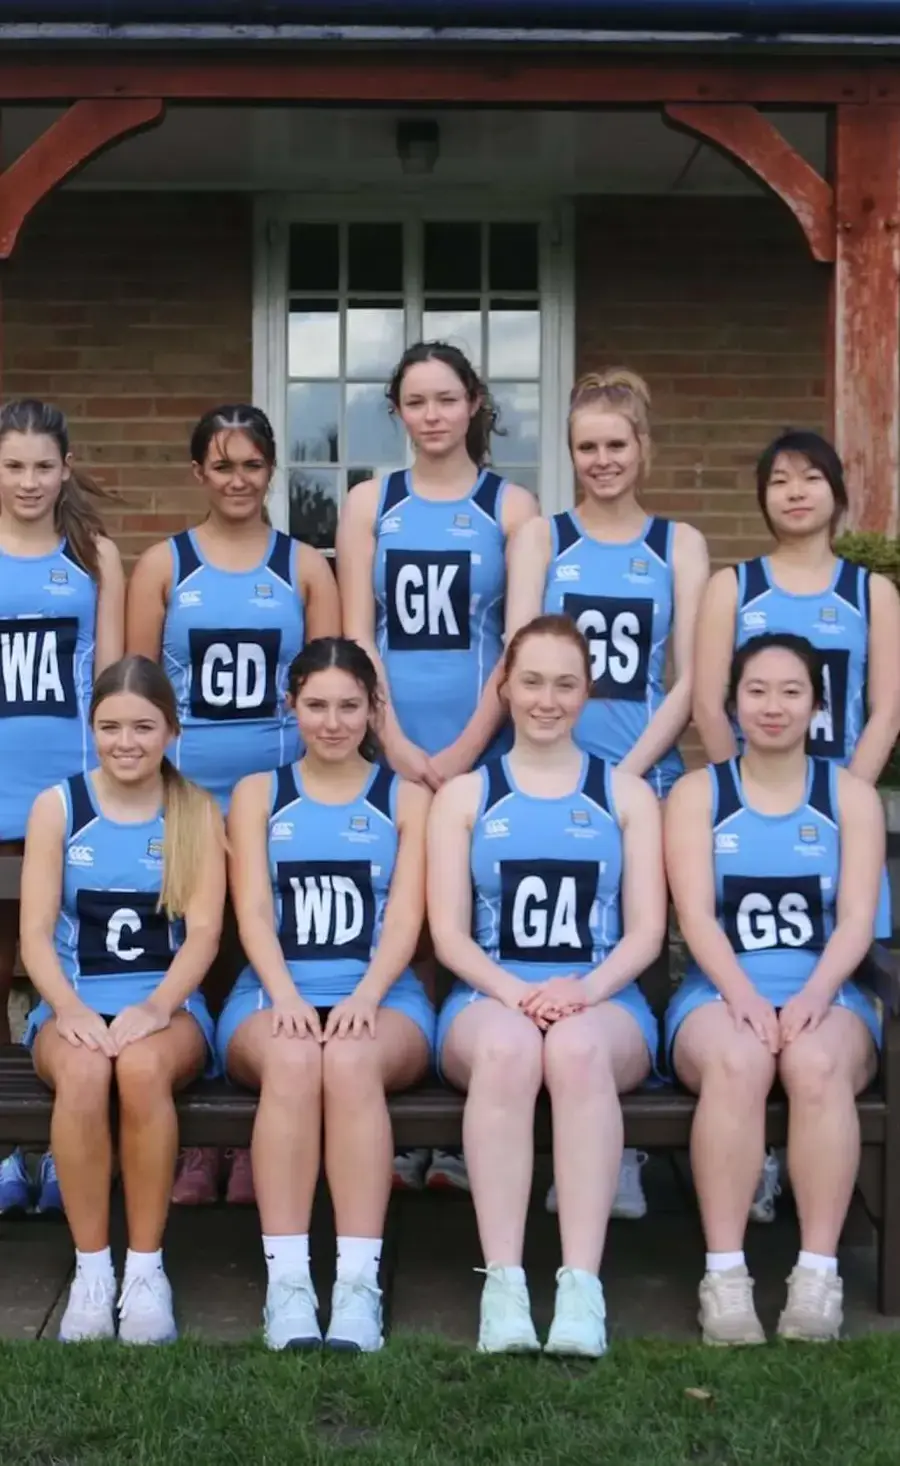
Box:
left=24, top=979, right=218, bottom=1078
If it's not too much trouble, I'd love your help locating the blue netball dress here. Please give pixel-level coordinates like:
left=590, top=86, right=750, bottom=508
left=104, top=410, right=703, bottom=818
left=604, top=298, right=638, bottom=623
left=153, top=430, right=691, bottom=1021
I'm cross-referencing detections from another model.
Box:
left=665, top=758, right=880, bottom=1060
left=735, top=557, right=868, bottom=764
left=216, top=761, right=434, bottom=1062
left=542, top=512, right=682, bottom=796
left=435, top=753, right=658, bottom=1065
left=372, top=469, right=509, bottom=756
left=23, top=772, right=216, bottom=1064
left=0, top=540, right=96, bottom=840
left=162, top=529, right=305, bottom=809
left=733, top=555, right=892, bottom=937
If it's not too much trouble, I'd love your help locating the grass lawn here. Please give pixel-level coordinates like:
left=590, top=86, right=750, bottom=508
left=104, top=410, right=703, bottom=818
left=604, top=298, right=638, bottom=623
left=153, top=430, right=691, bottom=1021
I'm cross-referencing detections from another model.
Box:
left=0, top=1334, right=899, bottom=1465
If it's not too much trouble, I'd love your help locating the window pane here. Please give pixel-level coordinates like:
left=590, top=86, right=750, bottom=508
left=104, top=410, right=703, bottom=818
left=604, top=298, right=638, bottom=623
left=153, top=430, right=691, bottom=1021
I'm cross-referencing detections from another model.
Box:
left=348, top=467, right=377, bottom=492
left=422, top=304, right=481, bottom=369
left=494, top=465, right=539, bottom=497
left=289, top=302, right=339, bottom=379
left=287, top=382, right=339, bottom=463
left=347, top=303, right=404, bottom=378
left=494, top=382, right=540, bottom=461
left=488, top=304, right=540, bottom=379
left=289, top=224, right=339, bottom=292
left=346, top=383, right=404, bottom=464
left=424, top=222, right=481, bottom=292
left=489, top=223, right=539, bottom=292
left=289, top=468, right=339, bottom=549
left=347, top=223, right=403, bottom=292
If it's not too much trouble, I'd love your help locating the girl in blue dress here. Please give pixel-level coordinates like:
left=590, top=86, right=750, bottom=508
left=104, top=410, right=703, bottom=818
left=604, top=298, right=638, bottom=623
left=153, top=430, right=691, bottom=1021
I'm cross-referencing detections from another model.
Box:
left=217, top=638, right=433, bottom=1354
left=429, top=614, right=666, bottom=1358
left=0, top=398, right=124, bottom=1216
left=127, top=404, right=340, bottom=1206
left=667, top=633, right=883, bottom=1346
left=20, top=655, right=224, bottom=1345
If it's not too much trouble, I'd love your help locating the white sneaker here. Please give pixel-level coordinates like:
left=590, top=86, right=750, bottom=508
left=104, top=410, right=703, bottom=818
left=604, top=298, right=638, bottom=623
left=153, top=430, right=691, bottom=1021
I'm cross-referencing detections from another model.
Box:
left=117, top=1268, right=178, bottom=1346
left=545, top=1151, right=649, bottom=1219
left=391, top=1149, right=430, bottom=1191
left=544, top=1268, right=608, bottom=1358
left=698, top=1266, right=766, bottom=1347
left=749, top=1149, right=782, bottom=1224
left=326, top=1277, right=384, bottom=1353
left=58, top=1271, right=117, bottom=1343
left=425, top=1150, right=470, bottom=1192
left=264, top=1273, right=322, bottom=1351
left=476, top=1265, right=540, bottom=1354
left=777, top=1265, right=843, bottom=1342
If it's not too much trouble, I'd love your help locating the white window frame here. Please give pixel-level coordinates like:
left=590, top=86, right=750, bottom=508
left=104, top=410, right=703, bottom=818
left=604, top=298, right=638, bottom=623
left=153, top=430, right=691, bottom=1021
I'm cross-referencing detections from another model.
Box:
left=252, top=193, right=575, bottom=535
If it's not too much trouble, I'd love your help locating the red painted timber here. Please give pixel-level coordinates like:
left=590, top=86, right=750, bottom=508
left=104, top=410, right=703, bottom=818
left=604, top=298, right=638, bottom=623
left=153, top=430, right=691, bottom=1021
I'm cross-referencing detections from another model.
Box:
left=0, top=55, right=873, bottom=105
left=0, top=98, right=164, bottom=258
left=665, top=103, right=835, bottom=262
left=831, top=104, right=900, bottom=534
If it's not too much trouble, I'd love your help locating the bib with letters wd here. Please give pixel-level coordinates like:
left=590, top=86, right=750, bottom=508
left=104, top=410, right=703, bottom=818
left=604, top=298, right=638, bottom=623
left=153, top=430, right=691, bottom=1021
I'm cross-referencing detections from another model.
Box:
left=372, top=469, right=508, bottom=756
left=162, top=530, right=305, bottom=809
left=543, top=512, right=682, bottom=796
left=735, top=557, right=868, bottom=764
left=0, top=540, right=96, bottom=840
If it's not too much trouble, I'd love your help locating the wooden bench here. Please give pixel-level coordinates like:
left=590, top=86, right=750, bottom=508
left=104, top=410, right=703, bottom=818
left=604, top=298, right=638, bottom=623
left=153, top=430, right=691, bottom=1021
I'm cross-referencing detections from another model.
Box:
left=2, top=851, right=900, bottom=1314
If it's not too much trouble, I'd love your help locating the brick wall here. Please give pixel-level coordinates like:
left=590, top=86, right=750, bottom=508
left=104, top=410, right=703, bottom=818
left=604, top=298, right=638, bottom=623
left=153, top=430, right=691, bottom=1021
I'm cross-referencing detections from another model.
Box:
left=3, top=192, right=253, bottom=561
left=576, top=197, right=828, bottom=566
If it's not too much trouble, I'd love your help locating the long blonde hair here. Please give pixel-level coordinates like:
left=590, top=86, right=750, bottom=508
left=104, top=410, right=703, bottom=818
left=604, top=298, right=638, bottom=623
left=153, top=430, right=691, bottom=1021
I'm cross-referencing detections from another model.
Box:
left=89, top=656, right=219, bottom=918
left=567, top=368, right=653, bottom=480
left=0, top=399, right=112, bottom=579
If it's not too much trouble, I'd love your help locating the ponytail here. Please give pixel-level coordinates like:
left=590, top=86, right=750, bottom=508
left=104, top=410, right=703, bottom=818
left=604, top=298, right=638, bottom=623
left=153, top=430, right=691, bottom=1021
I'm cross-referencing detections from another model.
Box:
left=159, top=759, right=220, bottom=919
left=567, top=368, right=653, bottom=476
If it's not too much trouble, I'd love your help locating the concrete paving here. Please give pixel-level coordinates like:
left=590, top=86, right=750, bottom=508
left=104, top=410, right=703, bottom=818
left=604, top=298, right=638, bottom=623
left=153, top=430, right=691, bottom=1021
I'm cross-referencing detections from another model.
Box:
left=0, top=1152, right=894, bottom=1346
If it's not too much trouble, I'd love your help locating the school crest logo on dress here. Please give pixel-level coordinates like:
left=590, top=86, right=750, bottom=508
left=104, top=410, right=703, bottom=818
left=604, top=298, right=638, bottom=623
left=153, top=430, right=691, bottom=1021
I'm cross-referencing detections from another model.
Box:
left=49, top=569, right=68, bottom=585
left=146, top=838, right=164, bottom=861
left=570, top=809, right=591, bottom=826
left=350, top=815, right=369, bottom=833
left=798, top=825, right=818, bottom=844
left=254, top=583, right=273, bottom=599
left=629, top=558, right=649, bottom=577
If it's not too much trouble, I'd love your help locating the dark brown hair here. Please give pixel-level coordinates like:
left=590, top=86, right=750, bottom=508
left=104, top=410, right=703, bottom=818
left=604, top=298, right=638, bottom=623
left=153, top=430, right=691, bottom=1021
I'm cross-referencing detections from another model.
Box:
left=90, top=656, right=218, bottom=918
left=387, top=341, right=501, bottom=468
left=726, top=633, right=824, bottom=717
left=0, top=399, right=111, bottom=580
left=287, top=637, right=384, bottom=762
left=755, top=429, right=848, bottom=537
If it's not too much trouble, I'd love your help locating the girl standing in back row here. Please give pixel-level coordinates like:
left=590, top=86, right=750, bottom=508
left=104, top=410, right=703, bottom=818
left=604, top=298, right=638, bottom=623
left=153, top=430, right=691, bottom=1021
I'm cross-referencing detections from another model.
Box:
left=337, top=341, right=537, bottom=1190
left=127, top=404, right=340, bottom=1206
left=505, top=369, right=709, bottom=1219
left=0, top=399, right=124, bottom=1218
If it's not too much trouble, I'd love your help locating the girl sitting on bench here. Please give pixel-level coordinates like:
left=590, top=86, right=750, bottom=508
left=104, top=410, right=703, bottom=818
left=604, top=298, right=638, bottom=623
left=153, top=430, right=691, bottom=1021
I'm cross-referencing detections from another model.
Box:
left=429, top=613, right=666, bottom=1357
left=19, top=655, right=224, bottom=1344
left=216, top=637, right=434, bottom=1354
left=666, top=632, right=883, bottom=1345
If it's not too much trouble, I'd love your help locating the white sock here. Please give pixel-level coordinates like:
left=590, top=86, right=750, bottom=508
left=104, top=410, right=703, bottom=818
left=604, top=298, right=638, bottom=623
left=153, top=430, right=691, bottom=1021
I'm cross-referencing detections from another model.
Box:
left=705, top=1251, right=746, bottom=1273
left=336, top=1236, right=382, bottom=1285
left=76, top=1247, right=114, bottom=1283
left=798, top=1250, right=838, bottom=1275
left=486, top=1263, right=526, bottom=1285
left=262, top=1233, right=310, bottom=1283
left=123, top=1248, right=163, bottom=1280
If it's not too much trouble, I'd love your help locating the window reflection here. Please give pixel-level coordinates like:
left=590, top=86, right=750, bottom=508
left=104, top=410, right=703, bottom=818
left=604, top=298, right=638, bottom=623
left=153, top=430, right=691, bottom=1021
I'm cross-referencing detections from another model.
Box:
left=493, top=382, right=540, bottom=460
left=346, top=383, right=403, bottom=463
left=347, top=304, right=404, bottom=378
left=488, top=304, right=540, bottom=379
left=289, top=468, right=340, bottom=549
left=286, top=382, right=339, bottom=464
left=289, top=303, right=339, bottom=379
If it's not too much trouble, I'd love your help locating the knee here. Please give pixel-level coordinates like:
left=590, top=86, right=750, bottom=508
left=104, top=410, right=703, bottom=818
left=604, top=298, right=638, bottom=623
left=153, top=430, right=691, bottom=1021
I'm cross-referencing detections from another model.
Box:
left=700, top=1043, right=774, bottom=1098
left=114, top=1042, right=172, bottom=1107
left=322, top=1037, right=381, bottom=1099
left=54, top=1050, right=112, bottom=1116
left=261, top=1037, right=323, bottom=1104
left=779, top=1044, right=840, bottom=1105
left=472, top=1028, right=543, bottom=1098
left=543, top=1025, right=616, bottom=1095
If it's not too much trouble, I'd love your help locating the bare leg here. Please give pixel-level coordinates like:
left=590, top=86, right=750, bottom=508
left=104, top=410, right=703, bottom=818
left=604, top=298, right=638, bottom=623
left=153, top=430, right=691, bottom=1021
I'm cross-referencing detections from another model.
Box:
left=226, top=1012, right=323, bottom=1236
left=442, top=1000, right=544, bottom=1267
left=114, top=1013, right=207, bottom=1253
left=779, top=1008, right=876, bottom=1256
left=543, top=1004, right=650, bottom=1274
left=323, top=1010, right=428, bottom=1238
left=674, top=1004, right=776, bottom=1252
left=33, top=1025, right=113, bottom=1251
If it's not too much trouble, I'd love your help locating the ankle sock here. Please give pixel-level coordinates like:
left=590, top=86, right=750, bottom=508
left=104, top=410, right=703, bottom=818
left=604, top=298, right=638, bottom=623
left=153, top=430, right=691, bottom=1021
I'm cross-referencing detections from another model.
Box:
left=486, top=1263, right=526, bottom=1285
left=123, top=1248, right=163, bottom=1280
left=797, top=1250, right=838, bottom=1275
left=262, top=1233, right=310, bottom=1283
left=75, top=1246, right=114, bottom=1283
left=705, top=1251, right=746, bottom=1273
left=336, top=1236, right=382, bottom=1285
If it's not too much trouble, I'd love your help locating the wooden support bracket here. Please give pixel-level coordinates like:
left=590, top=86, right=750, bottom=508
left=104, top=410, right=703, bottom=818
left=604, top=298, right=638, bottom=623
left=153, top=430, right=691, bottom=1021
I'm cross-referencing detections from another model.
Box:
left=664, top=102, right=835, bottom=263
left=0, top=98, right=164, bottom=259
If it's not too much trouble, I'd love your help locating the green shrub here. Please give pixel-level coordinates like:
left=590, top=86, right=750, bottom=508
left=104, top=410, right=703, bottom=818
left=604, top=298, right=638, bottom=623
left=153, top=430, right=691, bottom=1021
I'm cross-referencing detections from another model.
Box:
left=834, top=531, right=900, bottom=785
